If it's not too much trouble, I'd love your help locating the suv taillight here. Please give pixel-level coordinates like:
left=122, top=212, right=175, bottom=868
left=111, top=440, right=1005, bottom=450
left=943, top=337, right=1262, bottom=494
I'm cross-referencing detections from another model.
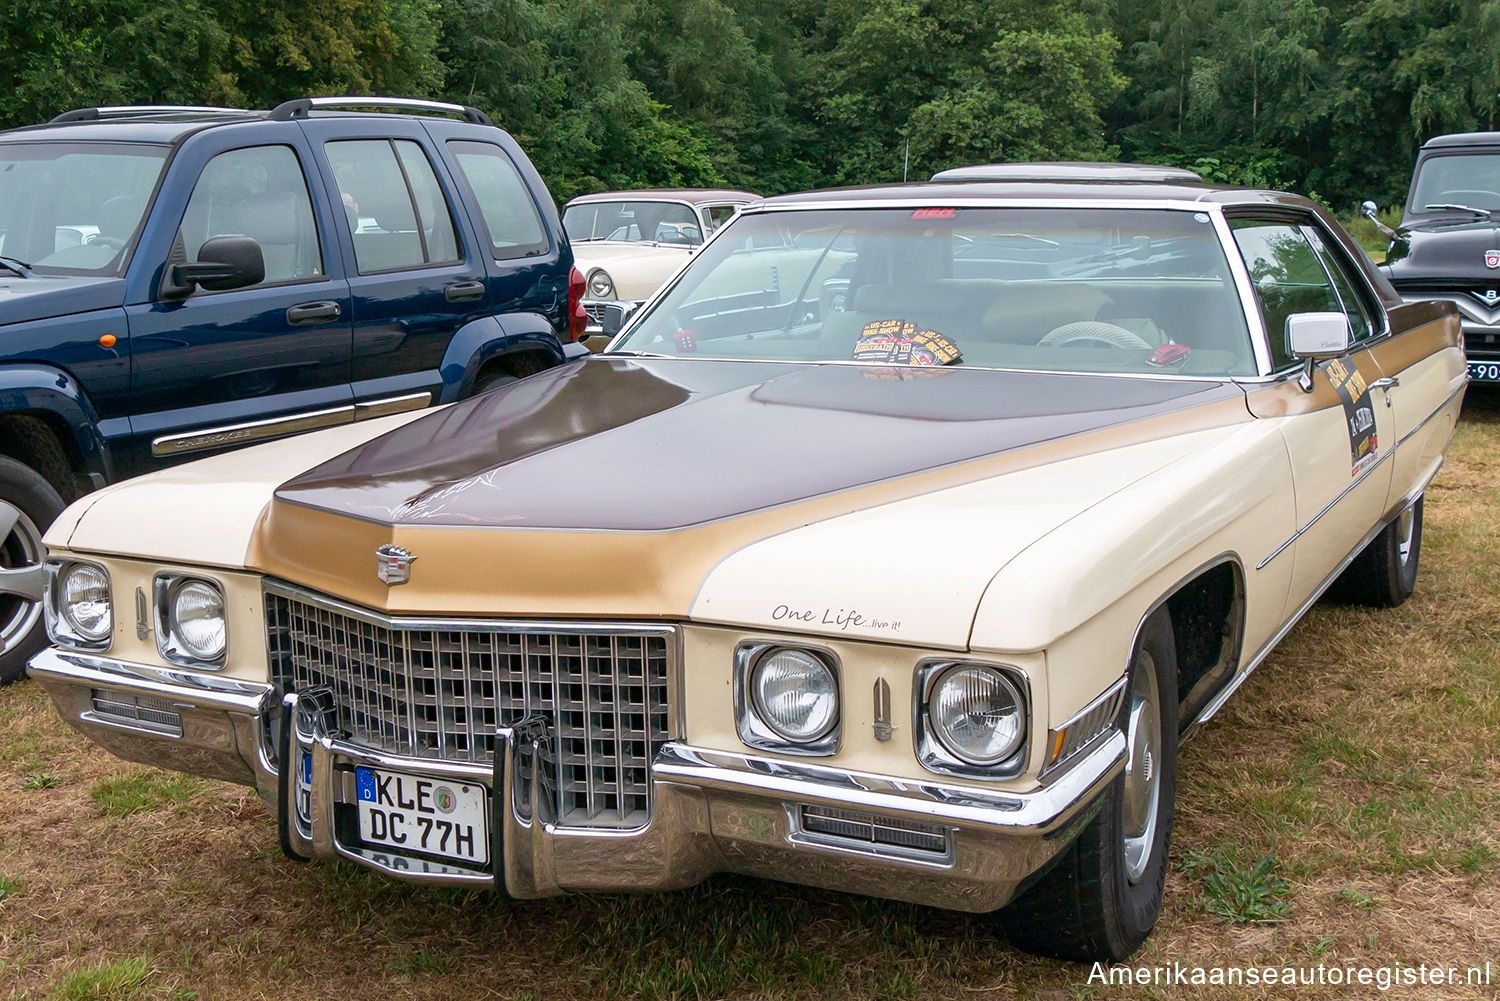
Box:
left=568, top=266, right=587, bottom=341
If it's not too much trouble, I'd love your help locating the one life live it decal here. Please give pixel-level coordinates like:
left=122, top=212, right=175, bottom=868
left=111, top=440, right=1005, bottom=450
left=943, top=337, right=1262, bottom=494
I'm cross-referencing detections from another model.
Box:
left=1323, top=355, right=1378, bottom=477
left=851, top=319, right=963, bottom=366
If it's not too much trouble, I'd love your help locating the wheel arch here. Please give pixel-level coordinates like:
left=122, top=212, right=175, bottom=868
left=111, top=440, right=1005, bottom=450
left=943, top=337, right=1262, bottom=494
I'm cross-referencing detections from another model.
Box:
left=0, top=366, right=115, bottom=499
left=435, top=313, right=569, bottom=403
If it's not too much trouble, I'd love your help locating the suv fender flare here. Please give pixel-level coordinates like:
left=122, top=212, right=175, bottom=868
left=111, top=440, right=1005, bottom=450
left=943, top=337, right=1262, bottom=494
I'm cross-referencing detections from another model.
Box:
left=0, top=365, right=113, bottom=485
left=436, top=313, right=581, bottom=403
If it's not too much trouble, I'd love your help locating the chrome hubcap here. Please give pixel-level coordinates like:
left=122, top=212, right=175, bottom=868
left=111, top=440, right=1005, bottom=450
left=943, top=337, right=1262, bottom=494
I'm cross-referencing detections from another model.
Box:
left=1395, top=505, right=1415, bottom=567
left=1122, top=650, right=1162, bottom=885
left=0, top=501, right=45, bottom=655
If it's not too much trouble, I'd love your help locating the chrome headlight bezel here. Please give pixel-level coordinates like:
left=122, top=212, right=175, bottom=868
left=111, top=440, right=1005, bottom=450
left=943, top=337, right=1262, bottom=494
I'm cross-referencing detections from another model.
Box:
left=44, top=560, right=114, bottom=651
left=153, top=574, right=227, bottom=669
left=734, top=641, right=841, bottom=756
left=586, top=268, right=616, bottom=299
left=914, top=659, right=1030, bottom=779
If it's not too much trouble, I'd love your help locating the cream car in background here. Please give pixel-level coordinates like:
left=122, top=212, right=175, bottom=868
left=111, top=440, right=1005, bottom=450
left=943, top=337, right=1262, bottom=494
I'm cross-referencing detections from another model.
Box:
left=31, top=180, right=1465, bottom=963
left=562, top=188, right=758, bottom=332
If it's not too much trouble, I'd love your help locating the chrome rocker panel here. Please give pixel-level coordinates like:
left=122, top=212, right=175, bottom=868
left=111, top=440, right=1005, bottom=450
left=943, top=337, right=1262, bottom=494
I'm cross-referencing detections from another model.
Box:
left=29, top=649, right=1125, bottom=913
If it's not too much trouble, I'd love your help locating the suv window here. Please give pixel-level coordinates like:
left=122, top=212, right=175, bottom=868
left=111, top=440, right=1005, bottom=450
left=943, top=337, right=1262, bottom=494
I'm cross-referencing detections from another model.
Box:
left=1230, top=219, right=1345, bottom=370
left=177, top=145, right=323, bottom=286
left=1, top=142, right=170, bottom=275
left=326, top=139, right=462, bottom=274
left=447, top=141, right=548, bottom=259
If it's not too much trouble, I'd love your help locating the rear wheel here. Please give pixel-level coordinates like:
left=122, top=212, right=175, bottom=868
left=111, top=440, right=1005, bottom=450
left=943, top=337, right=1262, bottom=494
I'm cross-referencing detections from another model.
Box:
left=1001, top=609, right=1178, bottom=962
left=0, top=456, right=65, bottom=685
left=1327, top=496, right=1422, bottom=608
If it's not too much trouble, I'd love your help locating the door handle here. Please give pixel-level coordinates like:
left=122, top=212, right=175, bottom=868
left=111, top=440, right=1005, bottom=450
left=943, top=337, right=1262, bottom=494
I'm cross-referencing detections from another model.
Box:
left=286, top=301, right=342, bottom=325
left=1370, top=376, right=1399, bottom=406
left=444, top=281, right=486, bottom=303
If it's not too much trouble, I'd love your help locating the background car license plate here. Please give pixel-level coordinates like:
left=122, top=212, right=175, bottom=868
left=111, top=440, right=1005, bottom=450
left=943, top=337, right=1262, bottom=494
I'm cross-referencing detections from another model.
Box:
left=355, top=766, right=489, bottom=865
left=1468, top=360, right=1500, bottom=382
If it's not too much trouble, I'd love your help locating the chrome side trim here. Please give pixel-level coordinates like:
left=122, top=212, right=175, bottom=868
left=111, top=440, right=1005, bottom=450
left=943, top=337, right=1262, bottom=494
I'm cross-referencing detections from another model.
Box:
left=1256, top=382, right=1465, bottom=569
left=152, top=405, right=355, bottom=457
left=354, top=391, right=431, bottom=420
left=153, top=392, right=435, bottom=458
left=1195, top=489, right=1431, bottom=731
left=1256, top=446, right=1396, bottom=570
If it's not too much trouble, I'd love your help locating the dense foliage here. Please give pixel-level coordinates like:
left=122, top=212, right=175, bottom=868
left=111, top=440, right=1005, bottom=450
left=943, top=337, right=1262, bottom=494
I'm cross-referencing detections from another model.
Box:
left=2, top=0, right=1496, bottom=208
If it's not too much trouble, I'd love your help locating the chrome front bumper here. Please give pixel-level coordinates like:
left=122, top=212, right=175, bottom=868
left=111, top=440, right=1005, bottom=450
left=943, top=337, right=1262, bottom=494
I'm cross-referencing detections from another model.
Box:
left=30, top=648, right=1124, bottom=913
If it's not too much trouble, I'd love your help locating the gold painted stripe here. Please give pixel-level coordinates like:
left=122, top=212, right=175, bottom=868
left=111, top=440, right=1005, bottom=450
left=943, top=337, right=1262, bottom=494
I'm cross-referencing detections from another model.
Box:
left=247, top=394, right=1253, bottom=617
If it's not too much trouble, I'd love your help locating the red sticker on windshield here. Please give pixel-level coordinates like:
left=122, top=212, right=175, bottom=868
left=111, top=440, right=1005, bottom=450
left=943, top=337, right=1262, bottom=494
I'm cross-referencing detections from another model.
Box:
left=911, top=208, right=957, bottom=220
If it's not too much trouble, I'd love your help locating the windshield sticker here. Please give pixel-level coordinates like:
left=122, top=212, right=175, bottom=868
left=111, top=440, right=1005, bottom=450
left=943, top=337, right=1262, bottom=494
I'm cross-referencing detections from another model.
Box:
left=1324, top=356, right=1378, bottom=476
left=852, top=319, right=962, bottom=366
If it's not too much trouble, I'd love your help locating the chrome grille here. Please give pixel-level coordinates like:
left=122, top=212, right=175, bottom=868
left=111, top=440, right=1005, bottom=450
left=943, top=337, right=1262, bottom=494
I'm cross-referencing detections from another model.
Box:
left=583, top=302, right=607, bottom=325
left=89, top=689, right=183, bottom=737
left=264, top=585, right=673, bottom=828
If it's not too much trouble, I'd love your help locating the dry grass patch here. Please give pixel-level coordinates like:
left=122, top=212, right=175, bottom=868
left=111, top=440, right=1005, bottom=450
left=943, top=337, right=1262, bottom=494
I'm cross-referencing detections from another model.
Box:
left=2, top=391, right=1499, bottom=1000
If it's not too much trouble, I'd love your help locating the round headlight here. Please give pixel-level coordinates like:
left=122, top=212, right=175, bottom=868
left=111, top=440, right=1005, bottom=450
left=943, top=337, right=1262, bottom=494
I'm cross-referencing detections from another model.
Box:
left=751, top=648, right=838, bottom=743
left=929, top=665, right=1025, bottom=765
left=587, top=269, right=615, bottom=299
left=171, top=580, right=225, bottom=661
left=60, top=563, right=112, bottom=641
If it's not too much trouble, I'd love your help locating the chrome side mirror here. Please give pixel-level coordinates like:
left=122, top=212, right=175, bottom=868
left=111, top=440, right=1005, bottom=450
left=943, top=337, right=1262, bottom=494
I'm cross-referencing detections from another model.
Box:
left=1361, top=199, right=1400, bottom=240
left=1288, top=312, right=1351, bottom=392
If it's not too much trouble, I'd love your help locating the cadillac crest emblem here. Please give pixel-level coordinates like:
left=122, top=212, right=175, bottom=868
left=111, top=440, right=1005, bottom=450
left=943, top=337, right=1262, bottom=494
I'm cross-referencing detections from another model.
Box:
left=1486, top=249, right=1500, bottom=270
left=376, top=544, right=416, bottom=585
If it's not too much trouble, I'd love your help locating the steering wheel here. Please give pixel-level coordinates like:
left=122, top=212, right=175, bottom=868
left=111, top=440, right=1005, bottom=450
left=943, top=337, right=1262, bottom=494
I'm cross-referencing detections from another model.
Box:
left=1038, top=321, right=1152, bottom=349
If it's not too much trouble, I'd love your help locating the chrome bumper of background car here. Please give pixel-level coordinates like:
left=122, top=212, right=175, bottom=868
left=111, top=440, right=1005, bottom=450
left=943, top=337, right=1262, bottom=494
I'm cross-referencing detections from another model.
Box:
left=29, top=651, right=1124, bottom=913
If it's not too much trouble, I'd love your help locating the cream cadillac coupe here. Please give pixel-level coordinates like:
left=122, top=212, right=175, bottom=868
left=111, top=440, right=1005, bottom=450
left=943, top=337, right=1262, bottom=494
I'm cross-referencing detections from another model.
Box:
left=30, top=180, right=1465, bottom=962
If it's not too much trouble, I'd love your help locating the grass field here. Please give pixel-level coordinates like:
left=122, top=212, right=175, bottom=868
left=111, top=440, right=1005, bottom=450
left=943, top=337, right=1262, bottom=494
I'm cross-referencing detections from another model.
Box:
left=1, top=392, right=1497, bottom=1000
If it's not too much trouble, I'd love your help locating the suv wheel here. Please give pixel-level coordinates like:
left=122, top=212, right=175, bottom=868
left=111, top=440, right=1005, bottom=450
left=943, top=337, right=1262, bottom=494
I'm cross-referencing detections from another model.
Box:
left=0, top=456, right=64, bottom=684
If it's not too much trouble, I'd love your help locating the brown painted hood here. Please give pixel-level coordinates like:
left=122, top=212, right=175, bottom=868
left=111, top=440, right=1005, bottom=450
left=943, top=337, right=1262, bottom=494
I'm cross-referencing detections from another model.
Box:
left=274, top=356, right=1245, bottom=531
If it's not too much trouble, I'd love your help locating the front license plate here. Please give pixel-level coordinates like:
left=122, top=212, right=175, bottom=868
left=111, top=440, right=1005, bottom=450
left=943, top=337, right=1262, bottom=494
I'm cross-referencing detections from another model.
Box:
left=355, top=767, right=489, bottom=866
left=1468, top=360, right=1500, bottom=382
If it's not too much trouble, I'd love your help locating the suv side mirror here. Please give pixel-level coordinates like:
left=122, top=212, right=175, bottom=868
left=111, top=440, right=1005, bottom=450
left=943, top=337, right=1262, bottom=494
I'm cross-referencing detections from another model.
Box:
left=1288, top=311, right=1351, bottom=392
left=168, top=236, right=265, bottom=295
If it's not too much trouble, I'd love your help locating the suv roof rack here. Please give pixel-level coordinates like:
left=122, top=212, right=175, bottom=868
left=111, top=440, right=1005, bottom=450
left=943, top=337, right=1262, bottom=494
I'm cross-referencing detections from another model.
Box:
left=267, top=97, right=493, bottom=126
left=49, top=105, right=253, bottom=124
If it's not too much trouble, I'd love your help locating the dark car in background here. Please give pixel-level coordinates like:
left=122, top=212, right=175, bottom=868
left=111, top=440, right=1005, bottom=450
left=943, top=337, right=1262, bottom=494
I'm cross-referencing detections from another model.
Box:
left=1364, top=131, right=1500, bottom=383
left=0, top=97, right=588, bottom=682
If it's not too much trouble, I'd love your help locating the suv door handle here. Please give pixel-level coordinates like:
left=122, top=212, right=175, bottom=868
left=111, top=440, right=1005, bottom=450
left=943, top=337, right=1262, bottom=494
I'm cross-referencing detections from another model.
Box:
left=444, top=281, right=486, bottom=303
left=286, top=301, right=342, bottom=325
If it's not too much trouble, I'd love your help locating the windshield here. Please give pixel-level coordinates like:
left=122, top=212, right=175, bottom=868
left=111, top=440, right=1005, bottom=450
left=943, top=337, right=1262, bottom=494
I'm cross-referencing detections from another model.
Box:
left=611, top=207, right=1255, bottom=377
left=564, top=200, right=703, bottom=246
left=1408, top=153, right=1500, bottom=215
left=0, top=142, right=170, bottom=275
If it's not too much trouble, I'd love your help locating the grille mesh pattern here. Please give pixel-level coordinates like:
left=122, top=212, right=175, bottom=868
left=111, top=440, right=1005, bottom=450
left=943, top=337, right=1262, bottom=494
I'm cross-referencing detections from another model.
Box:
left=265, top=588, right=672, bottom=828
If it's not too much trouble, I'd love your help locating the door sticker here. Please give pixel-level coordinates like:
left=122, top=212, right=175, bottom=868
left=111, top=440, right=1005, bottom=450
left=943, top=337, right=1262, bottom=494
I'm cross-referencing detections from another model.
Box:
left=1324, top=355, right=1378, bottom=476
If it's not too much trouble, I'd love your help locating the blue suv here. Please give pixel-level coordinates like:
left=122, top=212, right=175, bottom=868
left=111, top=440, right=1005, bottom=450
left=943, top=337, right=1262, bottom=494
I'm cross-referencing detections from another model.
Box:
left=0, top=97, right=589, bottom=682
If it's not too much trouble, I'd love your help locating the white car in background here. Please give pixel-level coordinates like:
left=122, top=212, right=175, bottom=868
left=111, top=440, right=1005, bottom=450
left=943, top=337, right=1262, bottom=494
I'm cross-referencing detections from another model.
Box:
left=563, top=189, right=759, bottom=333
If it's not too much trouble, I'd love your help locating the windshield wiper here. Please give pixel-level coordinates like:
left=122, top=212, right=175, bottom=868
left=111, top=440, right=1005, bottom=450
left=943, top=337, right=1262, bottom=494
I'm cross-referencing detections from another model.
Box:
left=0, top=254, right=32, bottom=276
left=1422, top=202, right=1493, bottom=219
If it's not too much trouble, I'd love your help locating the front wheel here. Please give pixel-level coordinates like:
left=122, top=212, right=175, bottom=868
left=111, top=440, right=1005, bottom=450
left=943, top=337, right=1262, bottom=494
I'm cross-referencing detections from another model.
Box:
left=1000, top=609, right=1179, bottom=962
left=0, top=456, right=65, bottom=685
